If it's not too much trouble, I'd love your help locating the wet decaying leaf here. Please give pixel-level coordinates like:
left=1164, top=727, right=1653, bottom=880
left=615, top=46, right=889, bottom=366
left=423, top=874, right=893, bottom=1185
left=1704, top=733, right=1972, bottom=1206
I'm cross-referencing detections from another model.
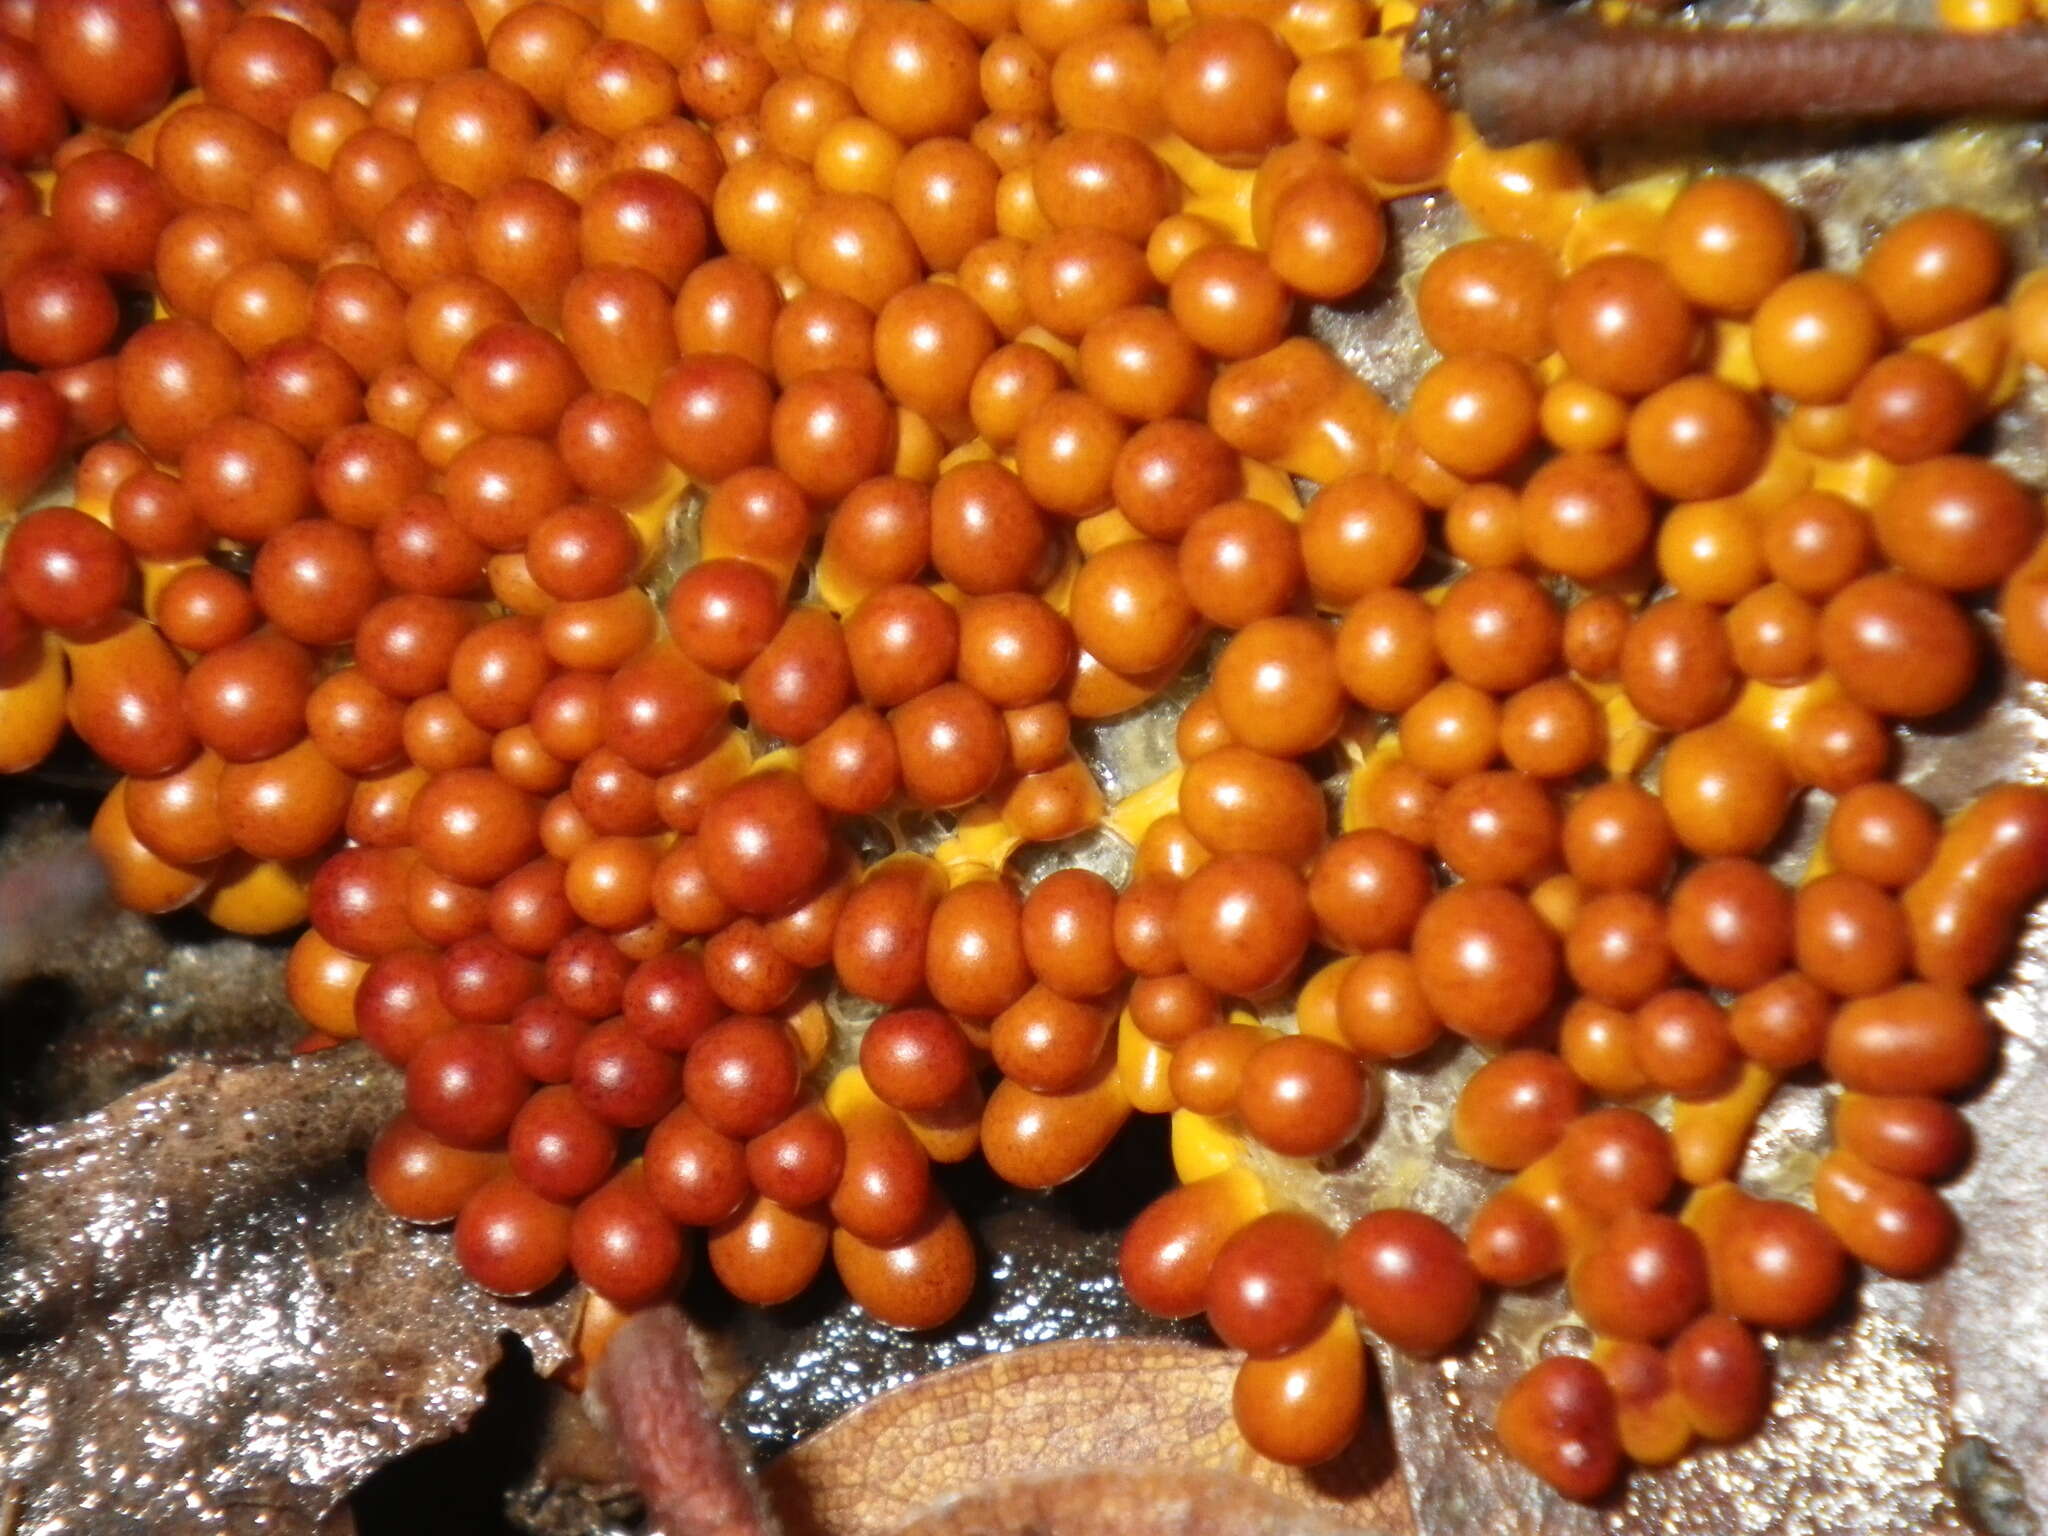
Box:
left=0, top=1047, right=396, bottom=1326
left=1922, top=935, right=2048, bottom=1536
left=0, top=1043, right=577, bottom=1534
left=0, top=813, right=303, bottom=1122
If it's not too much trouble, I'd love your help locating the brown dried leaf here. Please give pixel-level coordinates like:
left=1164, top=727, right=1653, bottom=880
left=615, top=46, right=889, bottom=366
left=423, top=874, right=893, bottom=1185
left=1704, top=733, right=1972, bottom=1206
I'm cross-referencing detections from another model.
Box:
left=765, top=1337, right=1414, bottom=1536
left=885, top=1468, right=1368, bottom=1536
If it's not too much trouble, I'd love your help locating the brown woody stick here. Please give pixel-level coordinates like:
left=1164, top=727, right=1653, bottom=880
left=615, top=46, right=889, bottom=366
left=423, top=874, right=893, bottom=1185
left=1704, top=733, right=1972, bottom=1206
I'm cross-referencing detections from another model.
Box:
left=1447, top=14, right=2048, bottom=146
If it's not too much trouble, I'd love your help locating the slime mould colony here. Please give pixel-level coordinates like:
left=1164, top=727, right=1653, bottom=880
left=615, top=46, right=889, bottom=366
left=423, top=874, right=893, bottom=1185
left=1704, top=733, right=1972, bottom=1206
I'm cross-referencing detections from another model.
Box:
left=1, top=0, right=2048, bottom=1509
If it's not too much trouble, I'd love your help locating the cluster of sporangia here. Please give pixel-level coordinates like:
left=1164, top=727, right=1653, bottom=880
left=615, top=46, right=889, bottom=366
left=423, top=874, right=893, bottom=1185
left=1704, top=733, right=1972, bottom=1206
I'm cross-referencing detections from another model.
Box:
left=5, top=0, right=2048, bottom=1504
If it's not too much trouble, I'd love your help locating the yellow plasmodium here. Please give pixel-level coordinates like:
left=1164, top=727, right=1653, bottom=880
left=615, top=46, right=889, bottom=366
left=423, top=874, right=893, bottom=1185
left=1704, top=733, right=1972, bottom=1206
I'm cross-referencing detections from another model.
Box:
left=0, top=634, right=66, bottom=774
left=202, top=854, right=314, bottom=935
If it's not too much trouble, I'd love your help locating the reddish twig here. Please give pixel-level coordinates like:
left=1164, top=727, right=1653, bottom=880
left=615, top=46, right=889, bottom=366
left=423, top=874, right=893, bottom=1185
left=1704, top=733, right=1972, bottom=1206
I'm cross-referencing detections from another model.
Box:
left=1443, top=14, right=2048, bottom=145
left=588, top=1307, right=782, bottom=1536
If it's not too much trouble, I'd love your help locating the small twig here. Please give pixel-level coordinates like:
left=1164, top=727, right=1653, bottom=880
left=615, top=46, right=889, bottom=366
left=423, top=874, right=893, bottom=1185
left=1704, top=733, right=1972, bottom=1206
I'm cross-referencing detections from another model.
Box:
left=1437, top=13, right=2048, bottom=145
left=588, top=1307, right=783, bottom=1536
